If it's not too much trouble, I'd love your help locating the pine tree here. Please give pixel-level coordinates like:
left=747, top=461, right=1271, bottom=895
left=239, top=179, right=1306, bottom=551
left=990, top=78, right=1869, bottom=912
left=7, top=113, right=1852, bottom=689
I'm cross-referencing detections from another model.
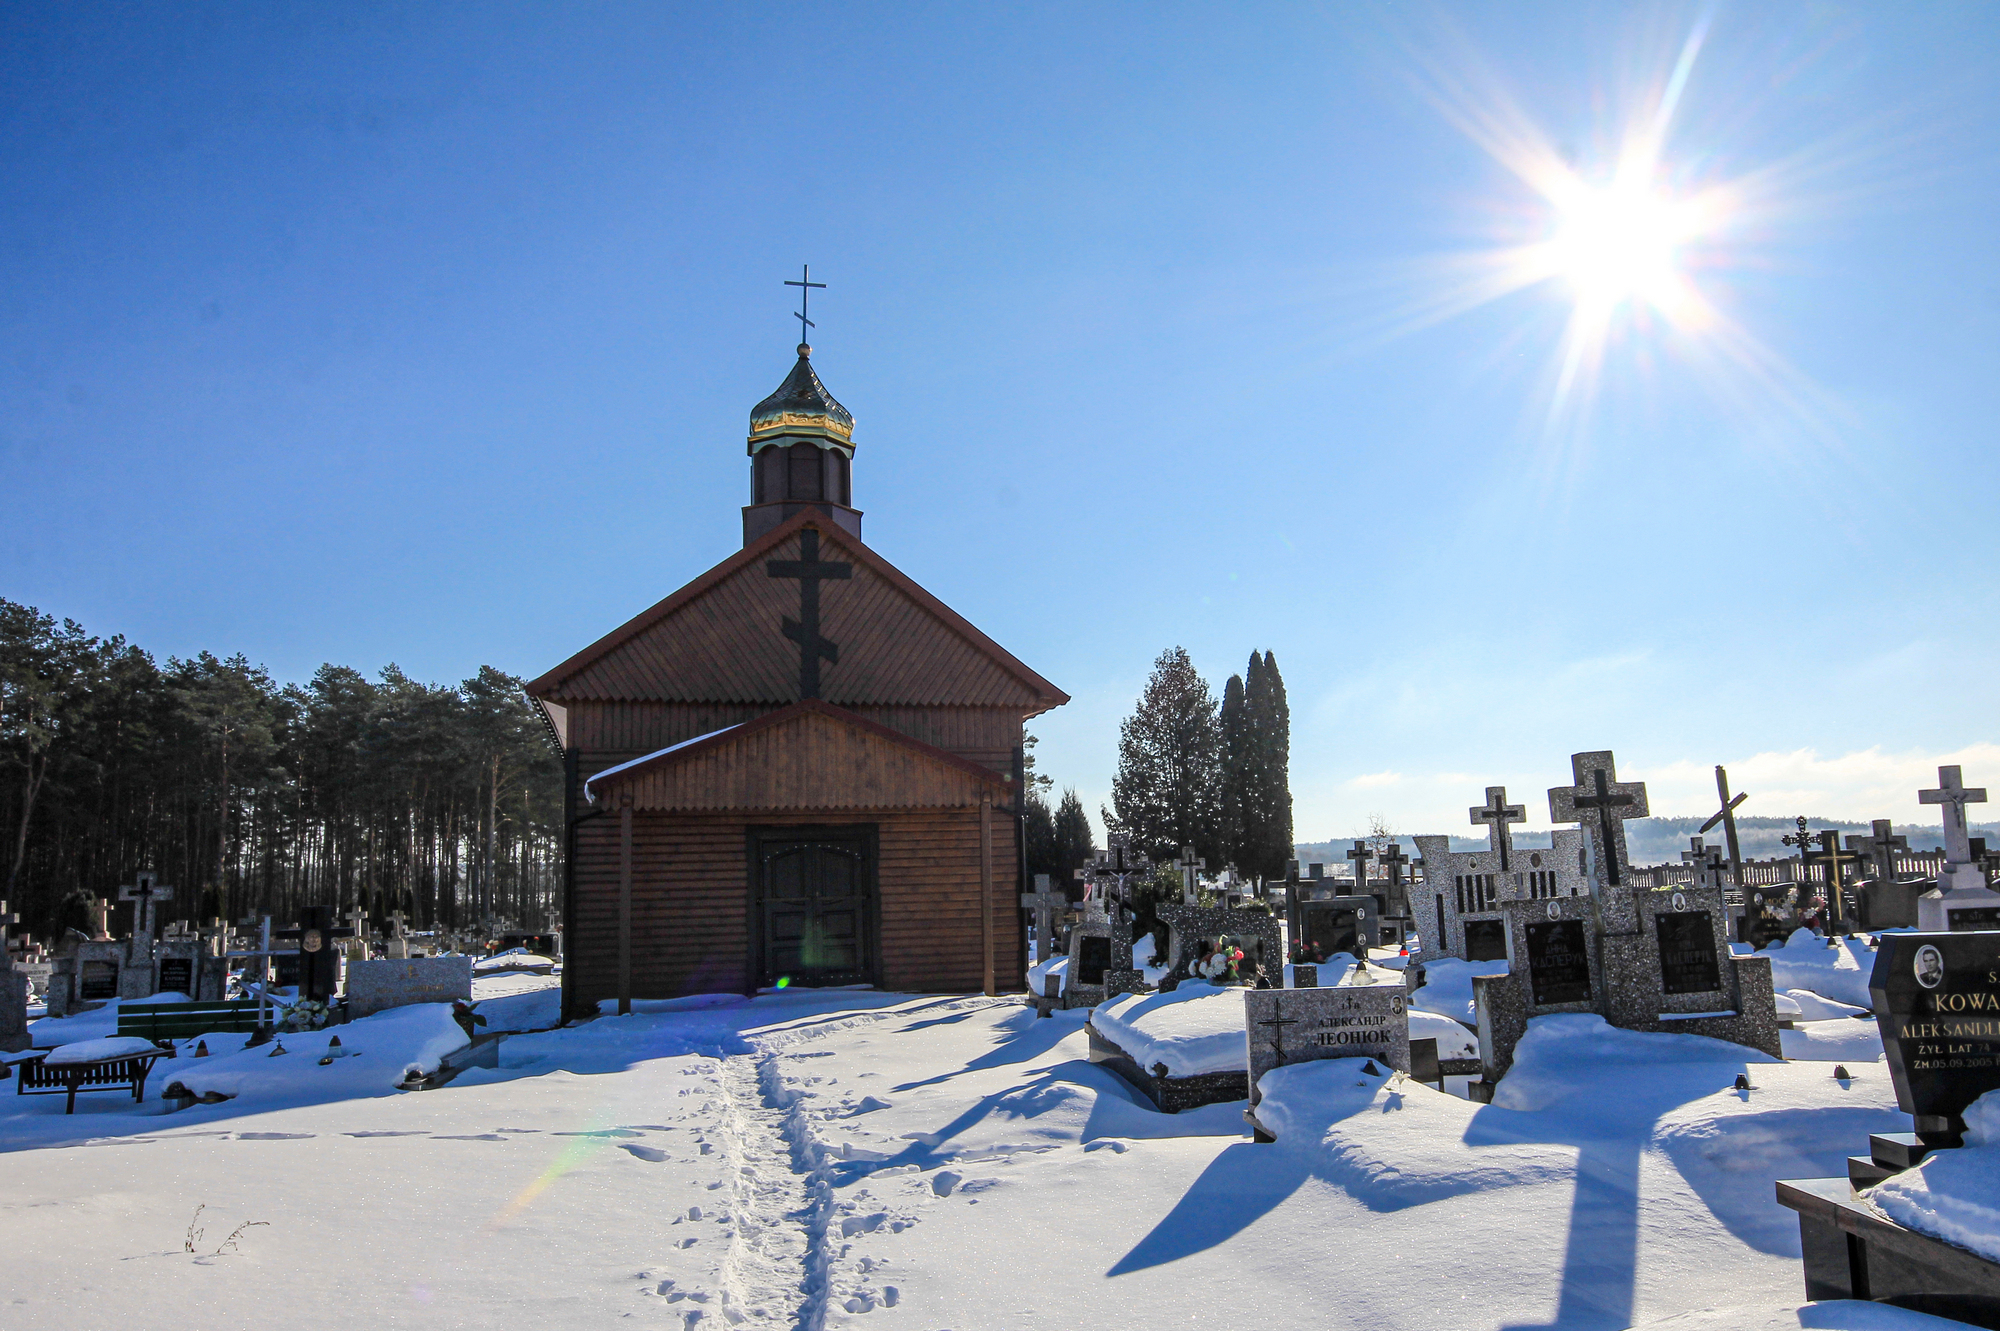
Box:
left=1022, top=787, right=1058, bottom=887
left=1217, top=669, right=1252, bottom=871
left=1108, top=646, right=1222, bottom=862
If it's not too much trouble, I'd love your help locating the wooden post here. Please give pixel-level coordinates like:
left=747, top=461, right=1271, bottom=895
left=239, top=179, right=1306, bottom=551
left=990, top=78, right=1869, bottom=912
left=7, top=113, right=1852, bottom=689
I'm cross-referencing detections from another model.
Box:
left=618, top=796, right=633, bottom=1016
left=980, top=792, right=994, bottom=997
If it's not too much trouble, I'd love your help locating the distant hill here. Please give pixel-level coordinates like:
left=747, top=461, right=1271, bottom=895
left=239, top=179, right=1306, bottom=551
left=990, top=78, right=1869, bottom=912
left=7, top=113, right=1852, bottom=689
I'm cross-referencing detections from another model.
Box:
left=1295, top=816, right=2000, bottom=874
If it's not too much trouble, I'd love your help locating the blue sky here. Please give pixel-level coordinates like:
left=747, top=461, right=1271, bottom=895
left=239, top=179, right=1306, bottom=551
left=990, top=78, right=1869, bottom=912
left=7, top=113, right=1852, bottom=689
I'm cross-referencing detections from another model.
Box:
left=5, top=3, right=1997, bottom=841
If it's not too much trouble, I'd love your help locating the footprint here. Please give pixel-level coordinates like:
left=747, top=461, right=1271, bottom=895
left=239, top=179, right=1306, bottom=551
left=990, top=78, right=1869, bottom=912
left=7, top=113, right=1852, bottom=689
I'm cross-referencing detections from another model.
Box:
left=930, top=1171, right=962, bottom=1198
left=344, top=1131, right=427, bottom=1138
left=236, top=1132, right=315, bottom=1141
left=839, top=1212, right=888, bottom=1237
left=621, top=1144, right=668, bottom=1162
left=433, top=1133, right=506, bottom=1141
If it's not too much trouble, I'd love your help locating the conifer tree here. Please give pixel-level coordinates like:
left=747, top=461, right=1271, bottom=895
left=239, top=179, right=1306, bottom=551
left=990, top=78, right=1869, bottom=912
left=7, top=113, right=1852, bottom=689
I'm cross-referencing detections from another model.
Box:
left=1243, top=650, right=1294, bottom=881
left=1217, top=670, right=1253, bottom=870
left=1052, top=787, right=1094, bottom=893
left=1107, top=646, right=1222, bottom=861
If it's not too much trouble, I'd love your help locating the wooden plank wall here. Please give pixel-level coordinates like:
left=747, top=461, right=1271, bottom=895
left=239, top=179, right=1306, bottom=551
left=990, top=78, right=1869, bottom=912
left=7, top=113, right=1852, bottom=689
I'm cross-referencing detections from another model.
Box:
left=617, top=711, right=1003, bottom=811
left=569, top=808, right=1022, bottom=1005
left=568, top=701, right=1021, bottom=772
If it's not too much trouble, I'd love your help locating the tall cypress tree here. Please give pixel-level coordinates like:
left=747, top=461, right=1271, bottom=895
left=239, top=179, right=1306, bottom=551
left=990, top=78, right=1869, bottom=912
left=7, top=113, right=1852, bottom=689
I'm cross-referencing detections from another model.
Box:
left=1217, top=669, right=1252, bottom=871
left=1252, top=650, right=1294, bottom=881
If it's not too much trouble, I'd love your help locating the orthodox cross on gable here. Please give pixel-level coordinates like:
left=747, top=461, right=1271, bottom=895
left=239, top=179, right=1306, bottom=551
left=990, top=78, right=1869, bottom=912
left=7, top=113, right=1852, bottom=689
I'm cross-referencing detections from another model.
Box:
left=1681, top=837, right=1727, bottom=891
left=117, top=870, right=174, bottom=940
left=766, top=527, right=852, bottom=699
left=1548, top=751, right=1648, bottom=888
left=1347, top=839, right=1375, bottom=887
left=1698, top=765, right=1749, bottom=886
left=1470, top=787, right=1526, bottom=872
left=1177, top=844, right=1206, bottom=905
left=784, top=264, right=826, bottom=346
left=1846, top=820, right=1908, bottom=883
left=1919, top=764, right=1988, bottom=866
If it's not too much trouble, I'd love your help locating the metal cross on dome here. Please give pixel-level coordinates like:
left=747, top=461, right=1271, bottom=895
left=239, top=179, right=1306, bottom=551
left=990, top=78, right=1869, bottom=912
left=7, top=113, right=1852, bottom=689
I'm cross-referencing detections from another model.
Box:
left=1471, top=787, right=1526, bottom=872
left=784, top=264, right=825, bottom=347
left=1919, top=765, right=1988, bottom=866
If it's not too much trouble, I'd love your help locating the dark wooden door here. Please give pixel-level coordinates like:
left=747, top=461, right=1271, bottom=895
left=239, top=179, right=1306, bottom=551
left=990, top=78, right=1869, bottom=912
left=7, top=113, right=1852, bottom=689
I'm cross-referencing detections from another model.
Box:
left=751, top=828, right=877, bottom=989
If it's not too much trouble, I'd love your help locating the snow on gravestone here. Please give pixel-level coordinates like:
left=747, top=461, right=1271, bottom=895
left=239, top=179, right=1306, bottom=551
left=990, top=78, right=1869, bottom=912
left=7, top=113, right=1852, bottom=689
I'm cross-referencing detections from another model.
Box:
left=1244, top=976, right=1409, bottom=1107
left=1872, top=932, right=2000, bottom=1140
left=345, top=956, right=473, bottom=1019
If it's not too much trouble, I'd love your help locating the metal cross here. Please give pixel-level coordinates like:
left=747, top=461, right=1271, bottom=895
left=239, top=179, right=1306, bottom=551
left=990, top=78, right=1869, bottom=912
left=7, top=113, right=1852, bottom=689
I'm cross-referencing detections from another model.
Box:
left=766, top=526, right=852, bottom=699
left=1698, top=765, right=1748, bottom=886
left=1347, top=839, right=1375, bottom=888
left=1919, top=765, right=1989, bottom=866
left=1470, top=787, right=1526, bottom=871
left=1845, top=819, right=1908, bottom=883
left=1548, top=752, right=1648, bottom=888
left=784, top=264, right=826, bottom=346
left=1256, top=996, right=1301, bottom=1062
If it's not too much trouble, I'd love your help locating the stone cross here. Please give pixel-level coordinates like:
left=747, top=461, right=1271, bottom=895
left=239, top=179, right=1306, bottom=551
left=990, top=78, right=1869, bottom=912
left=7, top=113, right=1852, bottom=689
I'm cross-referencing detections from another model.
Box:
left=1019, top=873, right=1065, bottom=957
left=1697, top=765, right=1749, bottom=886
left=1177, top=844, right=1206, bottom=906
left=1681, top=837, right=1728, bottom=891
left=1845, top=820, right=1909, bottom=883
left=117, top=870, right=174, bottom=940
left=200, top=917, right=228, bottom=958
left=88, top=895, right=113, bottom=941
left=0, top=900, right=16, bottom=963
left=1547, top=751, right=1649, bottom=888
left=1470, top=787, right=1527, bottom=871
left=1919, top=765, right=1988, bottom=866
left=765, top=527, right=852, bottom=699
left=1346, top=839, right=1375, bottom=889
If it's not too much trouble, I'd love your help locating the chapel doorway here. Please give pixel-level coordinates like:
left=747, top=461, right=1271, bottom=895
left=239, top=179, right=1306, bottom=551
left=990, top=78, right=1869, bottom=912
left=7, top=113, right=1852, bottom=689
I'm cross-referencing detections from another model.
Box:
left=749, top=826, right=878, bottom=989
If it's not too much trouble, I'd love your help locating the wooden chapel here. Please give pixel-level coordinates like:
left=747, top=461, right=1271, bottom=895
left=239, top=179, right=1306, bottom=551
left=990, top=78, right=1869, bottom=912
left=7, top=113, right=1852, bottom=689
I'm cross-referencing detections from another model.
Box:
left=527, top=337, right=1067, bottom=1014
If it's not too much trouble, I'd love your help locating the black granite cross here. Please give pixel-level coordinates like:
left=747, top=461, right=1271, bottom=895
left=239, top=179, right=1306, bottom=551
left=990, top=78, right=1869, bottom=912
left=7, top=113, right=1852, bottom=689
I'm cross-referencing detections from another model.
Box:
left=1256, top=996, right=1300, bottom=1062
left=1548, top=752, right=1648, bottom=888
left=1697, top=765, right=1748, bottom=886
left=1377, top=842, right=1410, bottom=886
left=1470, top=787, right=1526, bottom=871
left=1347, top=839, right=1375, bottom=887
left=1801, top=829, right=1865, bottom=929
left=766, top=527, right=851, bottom=699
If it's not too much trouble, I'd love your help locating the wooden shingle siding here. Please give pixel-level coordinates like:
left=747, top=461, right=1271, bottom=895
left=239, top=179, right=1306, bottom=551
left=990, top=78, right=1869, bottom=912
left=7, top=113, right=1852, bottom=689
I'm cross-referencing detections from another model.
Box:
left=567, top=809, right=1021, bottom=1003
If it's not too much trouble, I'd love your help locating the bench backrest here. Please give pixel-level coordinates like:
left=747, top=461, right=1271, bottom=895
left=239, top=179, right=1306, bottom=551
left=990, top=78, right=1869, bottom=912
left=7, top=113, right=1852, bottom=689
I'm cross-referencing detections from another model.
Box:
left=116, top=1000, right=265, bottom=1039
left=19, top=1053, right=156, bottom=1090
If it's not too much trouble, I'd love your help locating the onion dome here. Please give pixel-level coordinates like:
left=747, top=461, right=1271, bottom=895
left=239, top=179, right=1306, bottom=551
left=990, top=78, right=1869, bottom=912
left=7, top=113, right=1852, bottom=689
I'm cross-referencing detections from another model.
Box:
left=748, top=344, right=854, bottom=454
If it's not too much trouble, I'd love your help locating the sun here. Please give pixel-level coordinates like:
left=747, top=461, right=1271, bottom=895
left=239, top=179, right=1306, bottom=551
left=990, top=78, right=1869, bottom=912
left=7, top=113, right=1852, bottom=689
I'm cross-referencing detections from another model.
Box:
left=1544, top=170, right=1691, bottom=313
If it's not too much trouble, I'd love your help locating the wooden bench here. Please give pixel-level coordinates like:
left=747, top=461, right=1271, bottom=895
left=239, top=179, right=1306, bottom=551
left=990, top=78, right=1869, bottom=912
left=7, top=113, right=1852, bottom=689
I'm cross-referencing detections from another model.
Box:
left=116, top=999, right=265, bottom=1042
left=11, top=1048, right=169, bottom=1114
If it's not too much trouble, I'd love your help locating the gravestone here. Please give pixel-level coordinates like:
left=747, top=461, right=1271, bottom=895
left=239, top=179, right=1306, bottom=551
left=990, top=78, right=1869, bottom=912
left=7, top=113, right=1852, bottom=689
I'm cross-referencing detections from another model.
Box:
left=1655, top=909, right=1721, bottom=994
left=157, top=956, right=194, bottom=996
left=1296, top=896, right=1377, bottom=962
left=1076, top=935, right=1112, bottom=986
left=1915, top=766, right=2000, bottom=932
left=346, top=956, right=476, bottom=1019
left=1525, top=915, right=1593, bottom=1005
left=1870, top=932, right=2000, bottom=1144
left=1155, top=902, right=1282, bottom=984
left=1244, top=973, right=1410, bottom=1108
left=274, top=906, right=356, bottom=1003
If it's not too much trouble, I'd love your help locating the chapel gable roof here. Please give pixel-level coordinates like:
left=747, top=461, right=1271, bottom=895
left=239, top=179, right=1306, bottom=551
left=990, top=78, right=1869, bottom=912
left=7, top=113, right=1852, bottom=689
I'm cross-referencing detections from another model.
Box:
left=527, top=512, right=1066, bottom=714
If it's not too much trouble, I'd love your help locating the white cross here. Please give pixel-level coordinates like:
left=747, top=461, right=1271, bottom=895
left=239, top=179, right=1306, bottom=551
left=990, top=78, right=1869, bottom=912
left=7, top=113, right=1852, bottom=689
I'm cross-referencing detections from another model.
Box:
left=1919, top=765, right=1988, bottom=866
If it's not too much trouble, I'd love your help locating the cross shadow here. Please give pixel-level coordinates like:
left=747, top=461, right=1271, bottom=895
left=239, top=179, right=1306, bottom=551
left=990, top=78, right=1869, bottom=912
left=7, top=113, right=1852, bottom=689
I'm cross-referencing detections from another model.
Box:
left=1104, top=1139, right=1312, bottom=1274
left=889, top=1007, right=1086, bottom=1092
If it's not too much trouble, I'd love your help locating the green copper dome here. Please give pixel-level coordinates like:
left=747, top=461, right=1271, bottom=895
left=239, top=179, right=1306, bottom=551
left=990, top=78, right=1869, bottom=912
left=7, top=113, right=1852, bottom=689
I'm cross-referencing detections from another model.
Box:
left=748, top=344, right=854, bottom=453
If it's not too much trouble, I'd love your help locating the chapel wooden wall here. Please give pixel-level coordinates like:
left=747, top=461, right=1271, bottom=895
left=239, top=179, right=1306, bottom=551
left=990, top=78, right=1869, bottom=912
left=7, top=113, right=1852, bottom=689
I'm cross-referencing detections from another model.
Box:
left=568, top=808, right=1022, bottom=1002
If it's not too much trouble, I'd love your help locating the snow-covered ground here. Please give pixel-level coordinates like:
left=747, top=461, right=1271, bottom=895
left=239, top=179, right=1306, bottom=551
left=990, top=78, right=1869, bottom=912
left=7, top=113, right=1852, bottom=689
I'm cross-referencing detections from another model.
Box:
left=0, top=979, right=1946, bottom=1330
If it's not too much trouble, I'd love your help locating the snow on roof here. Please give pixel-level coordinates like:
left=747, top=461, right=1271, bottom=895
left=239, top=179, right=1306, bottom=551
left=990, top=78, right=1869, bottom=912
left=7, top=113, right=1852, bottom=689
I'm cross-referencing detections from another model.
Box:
left=584, top=725, right=742, bottom=801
